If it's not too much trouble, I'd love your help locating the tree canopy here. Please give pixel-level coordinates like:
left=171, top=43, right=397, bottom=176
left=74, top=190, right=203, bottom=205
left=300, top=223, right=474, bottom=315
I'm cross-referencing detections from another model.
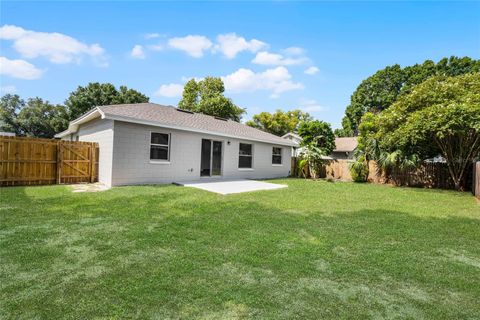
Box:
left=65, top=82, right=149, bottom=120
left=0, top=94, right=24, bottom=135
left=340, top=56, right=480, bottom=135
left=178, top=77, right=245, bottom=121
left=359, top=73, right=480, bottom=190
left=246, top=109, right=312, bottom=136
left=17, top=98, right=69, bottom=138
left=1, top=82, right=150, bottom=138
left=297, top=120, right=335, bottom=155
left=0, top=95, right=68, bottom=138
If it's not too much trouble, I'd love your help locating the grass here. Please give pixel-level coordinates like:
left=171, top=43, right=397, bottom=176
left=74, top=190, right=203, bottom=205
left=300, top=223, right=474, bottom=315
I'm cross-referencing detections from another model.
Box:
left=1, top=178, right=479, bottom=319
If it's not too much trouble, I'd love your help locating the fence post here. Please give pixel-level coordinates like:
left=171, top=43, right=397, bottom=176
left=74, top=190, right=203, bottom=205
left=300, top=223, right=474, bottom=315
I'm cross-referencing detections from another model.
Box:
left=474, top=161, right=480, bottom=199
left=56, top=141, right=62, bottom=184
left=291, top=156, right=297, bottom=177
left=90, top=145, right=96, bottom=183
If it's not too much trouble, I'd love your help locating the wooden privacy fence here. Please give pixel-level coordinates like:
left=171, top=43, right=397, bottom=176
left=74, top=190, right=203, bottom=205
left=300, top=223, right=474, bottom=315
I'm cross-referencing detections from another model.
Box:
left=291, top=157, right=298, bottom=177
left=474, top=162, right=480, bottom=199
left=0, top=136, right=98, bottom=187
left=291, top=157, right=475, bottom=191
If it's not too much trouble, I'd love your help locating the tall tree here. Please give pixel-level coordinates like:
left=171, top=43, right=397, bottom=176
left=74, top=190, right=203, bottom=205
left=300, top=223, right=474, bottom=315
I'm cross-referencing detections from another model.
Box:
left=178, top=79, right=199, bottom=110
left=297, top=120, right=335, bottom=155
left=17, top=98, right=69, bottom=138
left=65, top=82, right=149, bottom=120
left=178, top=77, right=245, bottom=121
left=0, top=95, right=68, bottom=138
left=116, top=86, right=151, bottom=104
left=246, top=109, right=313, bottom=136
left=0, top=94, right=25, bottom=135
left=368, top=73, right=480, bottom=190
left=342, top=65, right=405, bottom=135
left=340, top=56, right=480, bottom=135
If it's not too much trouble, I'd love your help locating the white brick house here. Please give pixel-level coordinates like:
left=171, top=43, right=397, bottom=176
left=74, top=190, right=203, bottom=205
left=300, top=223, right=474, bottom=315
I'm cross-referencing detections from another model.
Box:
left=56, top=103, right=298, bottom=187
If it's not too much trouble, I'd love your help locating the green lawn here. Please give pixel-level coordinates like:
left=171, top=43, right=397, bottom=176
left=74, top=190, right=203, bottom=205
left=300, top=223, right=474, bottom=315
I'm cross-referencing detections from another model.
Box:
left=1, top=179, right=479, bottom=319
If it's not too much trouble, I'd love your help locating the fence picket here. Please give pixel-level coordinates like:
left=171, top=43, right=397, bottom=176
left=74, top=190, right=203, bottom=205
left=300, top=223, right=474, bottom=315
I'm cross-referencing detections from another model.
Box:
left=0, top=136, right=98, bottom=187
left=291, top=156, right=475, bottom=192
left=474, top=162, right=480, bottom=199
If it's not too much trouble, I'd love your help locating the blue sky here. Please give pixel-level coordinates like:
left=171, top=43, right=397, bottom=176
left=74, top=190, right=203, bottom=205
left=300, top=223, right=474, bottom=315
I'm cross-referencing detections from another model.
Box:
left=1, top=1, right=479, bottom=128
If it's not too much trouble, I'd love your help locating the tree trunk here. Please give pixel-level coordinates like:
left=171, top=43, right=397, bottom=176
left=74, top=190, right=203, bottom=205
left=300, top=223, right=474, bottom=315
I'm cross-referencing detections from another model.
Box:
left=434, top=135, right=479, bottom=192
left=446, top=160, right=465, bottom=191
left=309, top=164, right=318, bottom=179
left=454, top=180, right=461, bottom=191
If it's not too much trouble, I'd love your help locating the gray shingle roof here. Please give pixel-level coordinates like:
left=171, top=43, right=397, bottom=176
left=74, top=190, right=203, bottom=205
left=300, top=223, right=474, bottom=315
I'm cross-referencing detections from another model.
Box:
left=334, top=137, right=358, bottom=152
left=98, top=103, right=296, bottom=146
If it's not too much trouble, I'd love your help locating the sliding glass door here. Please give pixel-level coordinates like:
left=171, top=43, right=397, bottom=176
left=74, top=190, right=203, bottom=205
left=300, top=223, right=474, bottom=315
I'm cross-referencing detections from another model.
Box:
left=211, top=141, right=222, bottom=176
left=200, top=139, right=222, bottom=177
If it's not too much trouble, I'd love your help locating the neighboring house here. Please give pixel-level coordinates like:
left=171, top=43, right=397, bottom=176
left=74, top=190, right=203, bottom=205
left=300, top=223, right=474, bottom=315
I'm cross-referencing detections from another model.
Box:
left=55, top=103, right=297, bottom=187
left=425, top=156, right=447, bottom=163
left=282, top=133, right=358, bottom=160
left=331, top=137, right=358, bottom=160
left=281, top=132, right=303, bottom=156
left=0, top=132, right=15, bottom=136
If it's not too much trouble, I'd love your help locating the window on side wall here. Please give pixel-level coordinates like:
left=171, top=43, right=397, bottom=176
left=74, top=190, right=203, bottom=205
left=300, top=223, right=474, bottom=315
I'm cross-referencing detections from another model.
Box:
left=272, top=147, right=282, bottom=165
left=238, top=143, right=253, bottom=168
left=150, top=132, right=170, bottom=161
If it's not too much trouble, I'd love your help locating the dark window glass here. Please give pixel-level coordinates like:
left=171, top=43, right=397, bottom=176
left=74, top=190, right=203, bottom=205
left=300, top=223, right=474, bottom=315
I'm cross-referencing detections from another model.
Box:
left=239, top=156, right=252, bottom=168
left=151, top=132, right=169, bottom=145
left=150, top=145, right=169, bottom=160
left=238, top=143, right=253, bottom=168
left=212, top=141, right=222, bottom=175
left=272, top=147, right=282, bottom=164
left=200, top=139, right=211, bottom=176
left=239, top=143, right=252, bottom=156
left=150, top=132, right=169, bottom=160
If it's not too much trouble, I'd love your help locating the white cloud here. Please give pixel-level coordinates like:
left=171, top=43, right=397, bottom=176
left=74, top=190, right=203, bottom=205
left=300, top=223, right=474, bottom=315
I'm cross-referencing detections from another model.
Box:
left=283, top=47, right=305, bottom=55
left=0, top=56, right=43, bottom=79
left=0, top=85, right=17, bottom=94
left=0, top=24, right=108, bottom=66
left=155, top=83, right=184, bottom=98
left=222, top=66, right=304, bottom=98
left=130, top=45, right=145, bottom=59
left=304, top=66, right=319, bottom=75
left=299, top=99, right=326, bottom=113
left=252, top=51, right=307, bottom=66
left=156, top=66, right=303, bottom=100
left=213, top=33, right=266, bottom=59
left=0, top=25, right=28, bottom=40
left=168, top=35, right=212, bottom=58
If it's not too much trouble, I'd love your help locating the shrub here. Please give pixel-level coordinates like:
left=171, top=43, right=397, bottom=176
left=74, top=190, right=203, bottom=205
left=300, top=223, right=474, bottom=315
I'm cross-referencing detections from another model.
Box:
left=298, top=142, right=325, bottom=179
left=350, top=160, right=369, bottom=182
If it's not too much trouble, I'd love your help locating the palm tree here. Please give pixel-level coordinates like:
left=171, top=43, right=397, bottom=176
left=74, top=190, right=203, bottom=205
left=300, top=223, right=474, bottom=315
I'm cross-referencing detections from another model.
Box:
left=298, top=142, right=325, bottom=179
left=377, top=150, right=420, bottom=171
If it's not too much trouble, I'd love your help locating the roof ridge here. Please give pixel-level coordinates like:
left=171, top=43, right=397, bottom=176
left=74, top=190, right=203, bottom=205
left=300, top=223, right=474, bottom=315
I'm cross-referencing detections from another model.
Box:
left=67, top=103, right=298, bottom=146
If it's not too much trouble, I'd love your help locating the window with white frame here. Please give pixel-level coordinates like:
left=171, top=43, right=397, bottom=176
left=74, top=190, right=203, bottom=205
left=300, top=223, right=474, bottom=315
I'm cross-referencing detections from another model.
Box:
left=150, top=132, right=170, bottom=161
left=238, top=143, right=253, bottom=168
left=272, top=147, right=282, bottom=164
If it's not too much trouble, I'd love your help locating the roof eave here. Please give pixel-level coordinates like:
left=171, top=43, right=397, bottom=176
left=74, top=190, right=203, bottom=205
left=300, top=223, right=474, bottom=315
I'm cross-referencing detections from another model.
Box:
left=104, top=113, right=298, bottom=147
left=282, top=132, right=302, bottom=140
left=54, top=107, right=103, bottom=138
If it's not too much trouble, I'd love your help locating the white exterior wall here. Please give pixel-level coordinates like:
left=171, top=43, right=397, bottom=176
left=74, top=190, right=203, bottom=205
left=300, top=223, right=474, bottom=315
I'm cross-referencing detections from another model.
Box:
left=76, top=118, right=114, bottom=186
left=283, top=135, right=302, bottom=156
left=110, top=121, right=292, bottom=186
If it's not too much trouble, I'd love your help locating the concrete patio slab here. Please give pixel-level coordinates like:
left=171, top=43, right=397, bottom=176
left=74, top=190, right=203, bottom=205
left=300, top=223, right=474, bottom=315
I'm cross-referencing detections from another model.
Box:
left=176, top=179, right=287, bottom=195
left=71, top=183, right=110, bottom=193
